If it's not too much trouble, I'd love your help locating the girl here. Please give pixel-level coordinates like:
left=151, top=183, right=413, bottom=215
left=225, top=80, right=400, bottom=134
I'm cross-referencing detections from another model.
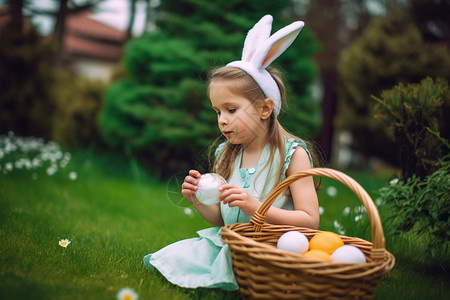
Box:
left=144, top=15, right=320, bottom=291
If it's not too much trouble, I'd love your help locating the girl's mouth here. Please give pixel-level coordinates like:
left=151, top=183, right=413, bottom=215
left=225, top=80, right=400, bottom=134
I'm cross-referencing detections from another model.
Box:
left=223, top=131, right=233, bottom=136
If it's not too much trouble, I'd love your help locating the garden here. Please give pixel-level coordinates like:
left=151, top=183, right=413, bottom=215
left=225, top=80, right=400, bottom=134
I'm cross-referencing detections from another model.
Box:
left=1, top=0, right=449, bottom=299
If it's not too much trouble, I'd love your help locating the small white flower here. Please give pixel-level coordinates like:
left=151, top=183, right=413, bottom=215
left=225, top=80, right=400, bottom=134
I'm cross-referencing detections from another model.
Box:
left=5, top=162, right=13, bottom=171
left=184, top=207, right=194, bottom=216
left=117, top=287, right=138, bottom=300
left=355, top=215, right=363, bottom=222
left=333, top=220, right=341, bottom=229
left=59, top=239, right=71, bottom=248
left=389, top=178, right=399, bottom=185
left=15, top=160, right=23, bottom=169
left=32, top=158, right=41, bottom=168
left=47, top=166, right=57, bottom=176
left=343, top=206, right=351, bottom=216
left=333, top=220, right=345, bottom=234
left=55, top=151, right=63, bottom=160
left=60, top=159, right=68, bottom=168
left=326, top=186, right=338, bottom=197
left=354, top=205, right=365, bottom=214
left=375, top=198, right=383, bottom=206
left=63, top=152, right=72, bottom=161
left=69, top=171, right=78, bottom=181
left=23, top=159, right=32, bottom=170
left=41, top=152, right=50, bottom=161
left=319, top=206, right=324, bottom=215
left=5, top=141, right=17, bottom=153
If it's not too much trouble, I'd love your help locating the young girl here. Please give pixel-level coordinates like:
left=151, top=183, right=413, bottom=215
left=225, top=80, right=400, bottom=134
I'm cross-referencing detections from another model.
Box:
left=144, top=15, right=320, bottom=291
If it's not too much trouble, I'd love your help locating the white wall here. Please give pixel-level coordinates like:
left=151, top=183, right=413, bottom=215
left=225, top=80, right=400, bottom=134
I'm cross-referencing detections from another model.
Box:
left=73, top=59, right=116, bottom=82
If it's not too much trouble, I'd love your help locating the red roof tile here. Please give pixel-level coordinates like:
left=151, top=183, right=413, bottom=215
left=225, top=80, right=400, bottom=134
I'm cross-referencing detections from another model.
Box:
left=63, top=11, right=125, bottom=62
left=66, top=11, right=126, bottom=42
left=64, top=33, right=122, bottom=61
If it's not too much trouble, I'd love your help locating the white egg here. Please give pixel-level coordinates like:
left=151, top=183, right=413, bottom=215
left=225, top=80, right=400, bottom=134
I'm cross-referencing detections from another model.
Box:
left=277, top=231, right=309, bottom=254
left=195, top=173, right=227, bottom=205
left=331, top=245, right=366, bottom=263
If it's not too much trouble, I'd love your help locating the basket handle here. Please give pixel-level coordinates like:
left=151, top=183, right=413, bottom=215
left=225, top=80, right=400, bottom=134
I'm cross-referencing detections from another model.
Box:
left=249, top=168, right=386, bottom=250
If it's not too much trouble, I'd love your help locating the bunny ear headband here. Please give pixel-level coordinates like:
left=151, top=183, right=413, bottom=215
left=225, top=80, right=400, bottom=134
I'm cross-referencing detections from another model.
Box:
left=227, top=15, right=304, bottom=117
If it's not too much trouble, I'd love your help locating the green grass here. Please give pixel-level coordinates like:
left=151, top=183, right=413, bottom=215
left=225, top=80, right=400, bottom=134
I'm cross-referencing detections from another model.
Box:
left=0, top=150, right=238, bottom=299
left=0, top=149, right=448, bottom=299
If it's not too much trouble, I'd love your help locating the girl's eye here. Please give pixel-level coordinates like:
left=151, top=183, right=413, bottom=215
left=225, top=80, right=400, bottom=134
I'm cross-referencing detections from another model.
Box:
left=228, top=108, right=236, bottom=113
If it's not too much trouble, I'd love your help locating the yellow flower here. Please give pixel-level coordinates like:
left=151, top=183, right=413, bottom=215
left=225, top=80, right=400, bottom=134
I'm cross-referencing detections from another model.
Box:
left=117, top=288, right=138, bottom=300
left=59, top=239, right=71, bottom=248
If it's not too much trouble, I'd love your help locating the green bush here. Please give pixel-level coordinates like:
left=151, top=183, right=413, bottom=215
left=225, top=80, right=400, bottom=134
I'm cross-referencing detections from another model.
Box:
left=51, top=71, right=106, bottom=149
left=373, top=77, right=449, bottom=180
left=378, top=154, right=450, bottom=259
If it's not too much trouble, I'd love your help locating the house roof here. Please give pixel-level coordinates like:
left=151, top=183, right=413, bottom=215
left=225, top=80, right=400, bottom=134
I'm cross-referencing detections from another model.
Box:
left=64, top=10, right=126, bottom=62
left=66, top=10, right=126, bottom=42
left=64, top=31, right=123, bottom=61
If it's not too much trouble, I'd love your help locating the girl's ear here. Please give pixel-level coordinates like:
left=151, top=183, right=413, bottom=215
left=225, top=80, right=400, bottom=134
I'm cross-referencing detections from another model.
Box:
left=260, top=98, right=275, bottom=120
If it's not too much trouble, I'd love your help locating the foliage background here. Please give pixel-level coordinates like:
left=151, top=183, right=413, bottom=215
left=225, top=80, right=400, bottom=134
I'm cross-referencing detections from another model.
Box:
left=0, top=25, right=56, bottom=140
left=336, top=14, right=450, bottom=166
left=1, top=0, right=450, bottom=299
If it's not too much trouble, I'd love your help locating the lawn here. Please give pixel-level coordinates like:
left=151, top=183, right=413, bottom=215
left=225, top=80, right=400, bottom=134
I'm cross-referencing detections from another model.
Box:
left=0, top=138, right=448, bottom=299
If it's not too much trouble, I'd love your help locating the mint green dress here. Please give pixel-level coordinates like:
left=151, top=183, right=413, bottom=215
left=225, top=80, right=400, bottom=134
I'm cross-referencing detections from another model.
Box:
left=143, top=138, right=312, bottom=290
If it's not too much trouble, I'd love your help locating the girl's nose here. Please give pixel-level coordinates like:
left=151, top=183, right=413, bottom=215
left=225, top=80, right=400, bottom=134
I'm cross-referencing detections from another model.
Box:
left=218, top=114, right=228, bottom=126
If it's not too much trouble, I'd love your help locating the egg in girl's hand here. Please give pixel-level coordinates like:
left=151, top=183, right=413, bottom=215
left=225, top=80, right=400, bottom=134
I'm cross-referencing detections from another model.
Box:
left=195, top=173, right=227, bottom=205
left=331, top=245, right=367, bottom=263
left=277, top=231, right=309, bottom=254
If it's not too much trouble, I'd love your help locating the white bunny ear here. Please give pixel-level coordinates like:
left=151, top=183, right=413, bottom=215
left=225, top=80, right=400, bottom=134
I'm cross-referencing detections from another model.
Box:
left=241, top=15, right=273, bottom=62
left=226, top=16, right=305, bottom=118
left=252, top=21, right=304, bottom=69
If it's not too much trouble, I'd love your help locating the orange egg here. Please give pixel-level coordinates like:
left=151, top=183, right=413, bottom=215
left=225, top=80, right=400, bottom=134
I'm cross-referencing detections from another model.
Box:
left=303, top=249, right=333, bottom=262
left=309, top=231, right=344, bottom=255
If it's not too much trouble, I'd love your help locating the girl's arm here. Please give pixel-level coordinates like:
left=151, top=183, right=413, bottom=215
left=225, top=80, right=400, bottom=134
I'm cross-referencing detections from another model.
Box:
left=263, top=147, right=320, bottom=228
left=182, top=170, right=224, bottom=226
left=220, top=147, right=319, bottom=229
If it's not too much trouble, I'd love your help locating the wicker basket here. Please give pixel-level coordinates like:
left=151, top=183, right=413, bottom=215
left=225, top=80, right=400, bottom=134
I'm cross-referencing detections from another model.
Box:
left=220, top=168, right=395, bottom=299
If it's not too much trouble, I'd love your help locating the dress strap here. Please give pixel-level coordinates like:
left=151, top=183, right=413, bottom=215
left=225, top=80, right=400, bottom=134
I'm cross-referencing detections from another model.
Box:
left=282, top=138, right=313, bottom=176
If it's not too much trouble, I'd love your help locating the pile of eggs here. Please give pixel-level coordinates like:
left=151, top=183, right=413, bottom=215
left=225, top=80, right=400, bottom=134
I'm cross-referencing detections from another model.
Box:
left=276, top=231, right=366, bottom=263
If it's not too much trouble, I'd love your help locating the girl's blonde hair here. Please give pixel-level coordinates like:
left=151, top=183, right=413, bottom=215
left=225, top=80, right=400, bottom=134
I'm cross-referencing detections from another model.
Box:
left=207, top=66, right=319, bottom=190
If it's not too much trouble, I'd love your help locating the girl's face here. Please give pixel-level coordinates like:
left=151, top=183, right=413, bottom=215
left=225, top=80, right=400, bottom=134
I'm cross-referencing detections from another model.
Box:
left=209, top=81, right=272, bottom=148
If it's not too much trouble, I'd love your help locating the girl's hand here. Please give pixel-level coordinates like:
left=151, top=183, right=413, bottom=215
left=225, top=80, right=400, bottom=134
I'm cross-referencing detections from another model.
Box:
left=181, top=170, right=224, bottom=226
left=181, top=170, right=201, bottom=204
left=219, top=184, right=260, bottom=216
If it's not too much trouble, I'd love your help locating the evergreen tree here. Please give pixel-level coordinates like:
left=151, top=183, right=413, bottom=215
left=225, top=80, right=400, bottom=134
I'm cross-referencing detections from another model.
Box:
left=98, top=0, right=320, bottom=177
left=336, top=14, right=450, bottom=165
